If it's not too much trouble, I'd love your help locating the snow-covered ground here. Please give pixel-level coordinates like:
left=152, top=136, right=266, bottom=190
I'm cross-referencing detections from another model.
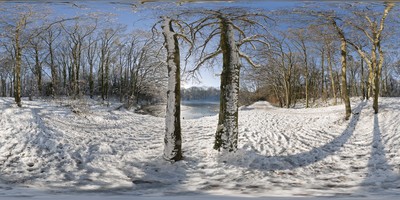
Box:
left=0, top=97, right=399, bottom=199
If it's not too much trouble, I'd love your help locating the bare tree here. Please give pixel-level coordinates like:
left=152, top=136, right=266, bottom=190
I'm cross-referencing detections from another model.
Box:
left=189, top=9, right=269, bottom=152
left=331, top=18, right=352, bottom=120
left=313, top=11, right=352, bottom=119
left=97, top=26, right=123, bottom=100
left=60, top=17, right=97, bottom=98
left=291, top=28, right=311, bottom=108
left=42, top=25, right=62, bottom=97
left=86, top=34, right=98, bottom=98
left=265, top=33, right=299, bottom=108
left=346, top=2, right=395, bottom=113
left=27, top=28, right=46, bottom=98
left=0, top=5, right=50, bottom=106
left=158, top=16, right=192, bottom=161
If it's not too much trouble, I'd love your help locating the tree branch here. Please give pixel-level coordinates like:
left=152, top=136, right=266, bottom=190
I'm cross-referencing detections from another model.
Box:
left=239, top=51, right=260, bottom=68
left=376, top=2, right=395, bottom=41
left=346, top=39, right=372, bottom=67
left=237, top=34, right=270, bottom=49
left=190, top=49, right=222, bottom=73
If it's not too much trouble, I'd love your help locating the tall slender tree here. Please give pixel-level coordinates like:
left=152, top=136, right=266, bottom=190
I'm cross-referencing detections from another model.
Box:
left=331, top=19, right=351, bottom=120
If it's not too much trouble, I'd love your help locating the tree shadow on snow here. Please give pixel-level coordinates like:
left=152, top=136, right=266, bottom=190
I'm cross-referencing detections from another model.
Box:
left=359, top=114, right=400, bottom=192
left=219, top=101, right=367, bottom=171
left=0, top=101, right=156, bottom=196
left=378, top=102, right=400, bottom=112
left=120, top=156, right=201, bottom=196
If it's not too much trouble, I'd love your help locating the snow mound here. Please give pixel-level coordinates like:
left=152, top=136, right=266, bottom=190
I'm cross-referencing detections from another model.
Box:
left=241, top=101, right=274, bottom=110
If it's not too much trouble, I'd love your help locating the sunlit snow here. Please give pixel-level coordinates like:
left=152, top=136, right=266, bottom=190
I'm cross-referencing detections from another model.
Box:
left=0, top=97, right=400, bottom=199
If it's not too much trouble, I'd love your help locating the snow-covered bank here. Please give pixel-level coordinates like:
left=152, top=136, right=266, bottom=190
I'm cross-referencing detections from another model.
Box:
left=0, top=97, right=399, bottom=199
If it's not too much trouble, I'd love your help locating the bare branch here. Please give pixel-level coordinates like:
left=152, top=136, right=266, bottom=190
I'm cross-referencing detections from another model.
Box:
left=237, top=34, right=270, bottom=49
left=239, top=51, right=260, bottom=68
left=197, top=28, right=220, bottom=59
left=231, top=23, right=246, bottom=38
left=190, top=49, right=222, bottom=73
left=376, top=2, right=395, bottom=41
left=176, top=32, right=194, bottom=63
left=346, top=39, right=372, bottom=66
left=346, top=20, right=374, bottom=43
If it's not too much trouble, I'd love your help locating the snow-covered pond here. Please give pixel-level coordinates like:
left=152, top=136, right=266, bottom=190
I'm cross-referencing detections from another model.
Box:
left=181, top=100, right=219, bottom=119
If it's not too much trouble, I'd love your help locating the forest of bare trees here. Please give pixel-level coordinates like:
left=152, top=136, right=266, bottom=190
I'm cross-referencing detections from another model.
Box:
left=241, top=3, right=400, bottom=110
left=1, top=2, right=400, bottom=159
left=0, top=4, right=167, bottom=108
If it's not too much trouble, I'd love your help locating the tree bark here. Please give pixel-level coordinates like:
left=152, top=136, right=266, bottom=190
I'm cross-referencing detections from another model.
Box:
left=76, top=42, right=82, bottom=97
left=305, top=66, right=309, bottom=108
left=14, top=27, right=22, bottom=107
left=331, top=18, right=351, bottom=120
left=327, top=48, right=336, bottom=105
left=340, top=39, right=351, bottom=120
left=50, top=47, right=58, bottom=97
left=321, top=48, right=326, bottom=100
left=284, top=75, right=291, bottom=108
left=214, top=16, right=240, bottom=152
left=34, top=45, right=42, bottom=96
left=374, top=38, right=385, bottom=113
left=89, top=59, right=94, bottom=98
left=104, top=52, right=110, bottom=100
left=162, top=17, right=182, bottom=161
left=0, top=77, right=6, bottom=97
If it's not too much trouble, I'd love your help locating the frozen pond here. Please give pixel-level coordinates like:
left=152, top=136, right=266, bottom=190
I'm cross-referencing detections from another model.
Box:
left=181, top=100, right=219, bottom=119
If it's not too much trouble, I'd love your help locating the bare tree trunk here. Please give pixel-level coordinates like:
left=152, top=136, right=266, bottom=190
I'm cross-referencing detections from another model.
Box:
left=14, top=29, right=22, bottom=107
left=105, top=52, right=110, bottom=100
left=49, top=42, right=58, bottom=97
left=327, top=49, right=336, bottom=105
left=339, top=38, right=351, bottom=120
left=1, top=78, right=6, bottom=97
left=34, top=45, right=42, bottom=96
left=283, top=73, right=291, bottom=108
left=162, top=17, right=182, bottom=161
left=360, top=58, right=365, bottom=100
left=119, top=68, right=123, bottom=102
left=373, top=66, right=380, bottom=113
left=70, top=48, right=76, bottom=97
left=89, top=62, right=94, bottom=98
left=100, top=57, right=105, bottom=100
left=62, top=60, right=67, bottom=95
left=336, top=72, right=341, bottom=103
left=321, top=48, right=326, bottom=101
left=301, top=45, right=309, bottom=108
left=374, top=38, right=385, bottom=113
left=305, top=66, right=309, bottom=108
left=214, top=17, right=240, bottom=152
left=9, top=75, right=13, bottom=98
left=76, top=43, right=82, bottom=97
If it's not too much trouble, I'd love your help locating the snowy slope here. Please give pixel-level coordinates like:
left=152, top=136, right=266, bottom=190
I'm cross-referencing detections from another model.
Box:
left=0, top=97, right=399, bottom=199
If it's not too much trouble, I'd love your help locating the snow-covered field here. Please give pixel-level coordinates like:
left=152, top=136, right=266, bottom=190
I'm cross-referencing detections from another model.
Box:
left=0, top=97, right=399, bottom=199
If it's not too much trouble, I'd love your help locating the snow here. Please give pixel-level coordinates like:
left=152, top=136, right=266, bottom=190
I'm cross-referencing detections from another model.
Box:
left=1, top=97, right=400, bottom=199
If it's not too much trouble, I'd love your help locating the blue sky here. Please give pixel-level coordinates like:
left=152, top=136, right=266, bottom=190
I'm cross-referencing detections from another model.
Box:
left=22, top=1, right=304, bottom=88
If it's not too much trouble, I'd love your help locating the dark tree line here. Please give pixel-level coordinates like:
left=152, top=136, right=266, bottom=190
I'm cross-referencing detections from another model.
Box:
left=181, top=87, right=220, bottom=101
